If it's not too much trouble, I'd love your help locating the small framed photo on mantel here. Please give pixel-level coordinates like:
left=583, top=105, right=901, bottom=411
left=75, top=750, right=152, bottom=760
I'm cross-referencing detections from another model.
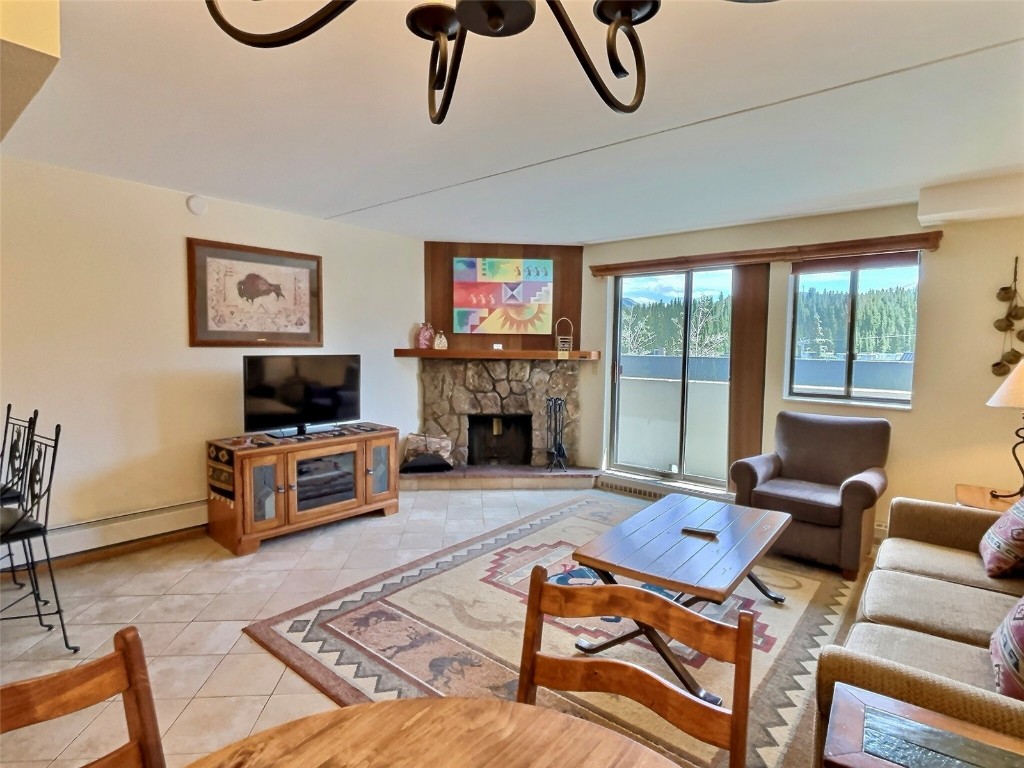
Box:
left=187, top=238, right=323, bottom=347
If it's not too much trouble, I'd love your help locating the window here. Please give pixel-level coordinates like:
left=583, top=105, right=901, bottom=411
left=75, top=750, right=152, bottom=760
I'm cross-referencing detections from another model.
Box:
left=788, top=253, right=919, bottom=403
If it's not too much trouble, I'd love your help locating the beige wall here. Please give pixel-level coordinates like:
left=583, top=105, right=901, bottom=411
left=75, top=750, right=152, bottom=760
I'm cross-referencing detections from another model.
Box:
left=0, top=0, right=60, bottom=57
left=583, top=205, right=1024, bottom=519
left=0, top=158, right=423, bottom=526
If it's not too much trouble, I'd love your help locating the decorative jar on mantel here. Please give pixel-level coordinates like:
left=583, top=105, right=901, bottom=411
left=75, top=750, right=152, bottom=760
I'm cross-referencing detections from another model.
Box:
left=417, top=323, right=435, bottom=349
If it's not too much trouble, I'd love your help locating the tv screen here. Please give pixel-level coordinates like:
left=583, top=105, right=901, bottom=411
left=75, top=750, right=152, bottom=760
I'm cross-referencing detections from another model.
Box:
left=243, top=354, right=361, bottom=435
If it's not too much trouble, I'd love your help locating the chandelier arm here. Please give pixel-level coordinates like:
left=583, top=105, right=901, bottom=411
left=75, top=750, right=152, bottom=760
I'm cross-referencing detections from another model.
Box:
left=428, top=27, right=468, bottom=125
left=430, top=31, right=449, bottom=90
left=205, top=0, right=357, bottom=49
left=545, top=0, right=646, bottom=113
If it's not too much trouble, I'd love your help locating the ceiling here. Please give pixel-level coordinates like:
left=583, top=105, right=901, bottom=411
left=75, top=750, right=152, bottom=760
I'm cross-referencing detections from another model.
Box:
left=2, top=0, right=1023, bottom=244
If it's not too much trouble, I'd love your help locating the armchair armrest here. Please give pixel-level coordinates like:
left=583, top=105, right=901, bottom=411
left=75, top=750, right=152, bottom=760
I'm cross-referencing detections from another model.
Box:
left=817, top=645, right=1024, bottom=739
left=729, top=453, right=782, bottom=506
left=840, top=467, right=887, bottom=512
left=887, top=496, right=1001, bottom=552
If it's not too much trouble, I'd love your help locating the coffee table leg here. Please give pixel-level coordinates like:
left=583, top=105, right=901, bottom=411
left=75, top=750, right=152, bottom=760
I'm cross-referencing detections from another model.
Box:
left=575, top=628, right=644, bottom=654
left=747, top=571, right=785, bottom=603
left=575, top=568, right=723, bottom=707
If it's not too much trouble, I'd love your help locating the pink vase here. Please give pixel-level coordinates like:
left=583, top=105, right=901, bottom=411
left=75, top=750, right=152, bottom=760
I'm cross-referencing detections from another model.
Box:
left=417, top=323, right=435, bottom=349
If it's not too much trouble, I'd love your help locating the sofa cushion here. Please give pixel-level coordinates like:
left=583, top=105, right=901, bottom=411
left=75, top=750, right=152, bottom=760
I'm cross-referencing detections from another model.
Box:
left=844, top=622, right=995, bottom=692
left=751, top=478, right=842, bottom=527
left=876, top=538, right=1024, bottom=597
left=991, top=596, right=1024, bottom=699
left=980, top=500, right=1024, bottom=577
left=858, top=569, right=1018, bottom=648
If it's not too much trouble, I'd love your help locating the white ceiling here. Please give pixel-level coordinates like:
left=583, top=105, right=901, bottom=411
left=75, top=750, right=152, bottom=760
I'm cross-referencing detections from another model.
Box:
left=3, top=0, right=1023, bottom=244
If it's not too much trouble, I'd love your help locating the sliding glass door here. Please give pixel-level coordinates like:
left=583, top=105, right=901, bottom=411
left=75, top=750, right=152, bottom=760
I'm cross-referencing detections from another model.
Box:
left=609, top=269, right=733, bottom=485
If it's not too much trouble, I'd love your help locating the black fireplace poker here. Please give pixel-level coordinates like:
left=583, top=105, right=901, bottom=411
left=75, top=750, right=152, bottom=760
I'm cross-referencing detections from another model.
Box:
left=546, top=397, right=567, bottom=471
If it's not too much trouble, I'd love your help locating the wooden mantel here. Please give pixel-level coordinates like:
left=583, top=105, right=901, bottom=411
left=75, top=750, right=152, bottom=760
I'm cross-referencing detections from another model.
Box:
left=394, top=349, right=600, bottom=361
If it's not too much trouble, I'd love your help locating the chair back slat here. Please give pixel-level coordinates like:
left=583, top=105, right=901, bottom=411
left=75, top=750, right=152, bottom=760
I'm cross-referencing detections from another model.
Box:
left=517, top=565, right=753, bottom=766
left=0, top=626, right=166, bottom=768
left=538, top=580, right=741, bottom=662
left=0, top=653, right=129, bottom=732
left=87, top=741, right=146, bottom=768
left=533, top=654, right=733, bottom=748
left=0, top=406, right=37, bottom=495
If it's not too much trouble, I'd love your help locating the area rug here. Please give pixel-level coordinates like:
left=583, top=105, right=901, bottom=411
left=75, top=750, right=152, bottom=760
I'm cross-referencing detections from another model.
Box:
left=246, top=492, right=859, bottom=768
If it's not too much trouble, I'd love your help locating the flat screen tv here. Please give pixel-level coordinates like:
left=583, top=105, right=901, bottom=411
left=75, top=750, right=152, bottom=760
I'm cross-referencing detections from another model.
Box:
left=243, top=354, right=360, bottom=435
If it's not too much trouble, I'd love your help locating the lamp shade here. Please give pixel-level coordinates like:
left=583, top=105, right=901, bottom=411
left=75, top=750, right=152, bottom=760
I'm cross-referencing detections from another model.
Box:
left=988, top=361, right=1024, bottom=407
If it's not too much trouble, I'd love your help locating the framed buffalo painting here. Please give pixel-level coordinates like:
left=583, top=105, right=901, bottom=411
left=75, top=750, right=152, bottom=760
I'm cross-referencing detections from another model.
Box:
left=186, top=238, right=323, bottom=347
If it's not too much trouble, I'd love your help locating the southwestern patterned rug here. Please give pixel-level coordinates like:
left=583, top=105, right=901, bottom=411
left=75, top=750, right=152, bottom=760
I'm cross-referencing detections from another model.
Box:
left=246, top=492, right=859, bottom=768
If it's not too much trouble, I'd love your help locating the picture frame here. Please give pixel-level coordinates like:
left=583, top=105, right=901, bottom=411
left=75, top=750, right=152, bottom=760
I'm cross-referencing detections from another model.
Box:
left=187, top=238, right=323, bottom=347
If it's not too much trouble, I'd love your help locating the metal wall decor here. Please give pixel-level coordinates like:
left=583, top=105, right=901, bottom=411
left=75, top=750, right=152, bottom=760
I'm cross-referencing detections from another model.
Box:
left=205, top=1, right=774, bottom=124
left=992, top=256, right=1024, bottom=376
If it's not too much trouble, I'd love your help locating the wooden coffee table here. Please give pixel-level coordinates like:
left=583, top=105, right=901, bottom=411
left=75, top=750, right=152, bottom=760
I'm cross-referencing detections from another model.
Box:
left=572, top=493, right=791, bottom=705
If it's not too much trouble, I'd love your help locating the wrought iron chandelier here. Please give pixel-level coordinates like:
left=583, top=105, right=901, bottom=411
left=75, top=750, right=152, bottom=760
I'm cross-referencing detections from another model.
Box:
left=206, top=1, right=768, bottom=124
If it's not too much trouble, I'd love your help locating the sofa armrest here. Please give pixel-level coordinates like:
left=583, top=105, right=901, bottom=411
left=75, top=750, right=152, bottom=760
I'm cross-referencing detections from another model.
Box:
left=729, top=453, right=782, bottom=506
left=840, top=467, right=887, bottom=512
left=887, top=497, right=1001, bottom=552
left=817, top=645, right=1024, bottom=739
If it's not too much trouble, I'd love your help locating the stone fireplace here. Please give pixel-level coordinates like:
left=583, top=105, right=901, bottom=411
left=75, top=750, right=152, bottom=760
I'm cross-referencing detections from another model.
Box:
left=419, top=359, right=580, bottom=467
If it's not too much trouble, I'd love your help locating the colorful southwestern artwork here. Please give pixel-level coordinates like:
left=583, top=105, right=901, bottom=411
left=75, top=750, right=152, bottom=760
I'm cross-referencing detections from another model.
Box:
left=452, top=257, right=553, bottom=335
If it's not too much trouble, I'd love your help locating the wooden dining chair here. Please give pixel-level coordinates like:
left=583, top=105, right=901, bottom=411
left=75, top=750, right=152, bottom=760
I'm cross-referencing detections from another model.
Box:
left=516, top=565, right=753, bottom=768
left=0, top=625, right=166, bottom=768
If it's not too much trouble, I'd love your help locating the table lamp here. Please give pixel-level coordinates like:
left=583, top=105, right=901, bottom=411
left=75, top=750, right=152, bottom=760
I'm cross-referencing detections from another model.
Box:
left=986, top=361, right=1024, bottom=499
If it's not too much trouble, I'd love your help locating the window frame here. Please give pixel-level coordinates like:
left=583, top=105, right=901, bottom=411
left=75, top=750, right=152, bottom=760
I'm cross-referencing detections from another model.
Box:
left=786, top=252, right=920, bottom=406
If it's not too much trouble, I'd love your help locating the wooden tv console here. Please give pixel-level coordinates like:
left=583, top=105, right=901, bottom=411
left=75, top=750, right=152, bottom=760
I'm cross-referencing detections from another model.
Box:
left=206, top=422, right=399, bottom=556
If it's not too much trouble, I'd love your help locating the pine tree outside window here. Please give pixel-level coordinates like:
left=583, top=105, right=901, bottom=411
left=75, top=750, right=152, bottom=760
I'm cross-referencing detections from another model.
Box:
left=788, top=253, right=919, bottom=404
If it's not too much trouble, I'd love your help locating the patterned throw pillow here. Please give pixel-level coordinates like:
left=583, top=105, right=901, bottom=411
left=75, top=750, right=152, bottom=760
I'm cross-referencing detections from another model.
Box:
left=991, top=596, right=1024, bottom=699
left=980, top=500, right=1024, bottom=577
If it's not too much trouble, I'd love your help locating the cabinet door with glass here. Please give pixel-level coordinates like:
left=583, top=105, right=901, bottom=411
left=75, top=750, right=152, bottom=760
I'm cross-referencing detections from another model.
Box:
left=364, top=436, right=398, bottom=506
left=242, top=455, right=286, bottom=534
left=286, top=442, right=363, bottom=524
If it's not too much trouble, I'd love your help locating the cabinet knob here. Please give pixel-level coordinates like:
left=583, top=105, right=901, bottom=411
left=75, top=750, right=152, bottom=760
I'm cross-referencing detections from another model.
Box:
left=276, top=485, right=285, bottom=493
left=366, top=469, right=375, bottom=475
left=289, top=483, right=297, bottom=491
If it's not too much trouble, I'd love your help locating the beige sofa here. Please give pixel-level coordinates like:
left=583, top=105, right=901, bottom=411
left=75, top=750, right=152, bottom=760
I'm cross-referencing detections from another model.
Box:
left=815, top=497, right=1024, bottom=753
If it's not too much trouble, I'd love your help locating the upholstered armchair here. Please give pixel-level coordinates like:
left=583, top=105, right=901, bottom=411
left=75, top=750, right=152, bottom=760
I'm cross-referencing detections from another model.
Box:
left=730, top=411, right=891, bottom=581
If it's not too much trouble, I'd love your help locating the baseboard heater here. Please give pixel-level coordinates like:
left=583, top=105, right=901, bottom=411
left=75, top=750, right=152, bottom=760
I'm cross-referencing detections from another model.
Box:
left=3, top=501, right=207, bottom=566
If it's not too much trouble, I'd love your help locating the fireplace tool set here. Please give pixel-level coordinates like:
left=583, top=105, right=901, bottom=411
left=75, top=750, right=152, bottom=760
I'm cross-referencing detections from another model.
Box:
left=546, top=397, right=568, bottom=471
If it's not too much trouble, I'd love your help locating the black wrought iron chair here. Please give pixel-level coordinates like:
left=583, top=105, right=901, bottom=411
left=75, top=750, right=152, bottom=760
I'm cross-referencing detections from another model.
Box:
left=0, top=405, right=37, bottom=588
left=0, top=423, right=78, bottom=652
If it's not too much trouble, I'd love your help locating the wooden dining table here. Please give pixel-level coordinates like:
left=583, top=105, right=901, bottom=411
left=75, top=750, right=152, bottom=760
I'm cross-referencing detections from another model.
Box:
left=187, top=697, right=678, bottom=768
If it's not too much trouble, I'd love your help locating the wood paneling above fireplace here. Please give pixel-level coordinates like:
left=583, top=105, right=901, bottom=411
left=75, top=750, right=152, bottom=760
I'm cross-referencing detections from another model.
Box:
left=424, top=242, right=583, bottom=353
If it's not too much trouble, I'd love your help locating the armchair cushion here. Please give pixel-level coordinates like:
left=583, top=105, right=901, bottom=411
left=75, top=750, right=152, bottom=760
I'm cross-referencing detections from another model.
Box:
left=775, top=411, right=890, bottom=486
left=991, top=596, right=1024, bottom=699
left=980, top=500, right=1024, bottom=577
left=751, top=478, right=842, bottom=526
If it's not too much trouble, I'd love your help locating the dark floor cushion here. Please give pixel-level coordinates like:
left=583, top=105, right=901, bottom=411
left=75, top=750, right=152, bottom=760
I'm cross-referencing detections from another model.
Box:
left=399, top=453, right=453, bottom=474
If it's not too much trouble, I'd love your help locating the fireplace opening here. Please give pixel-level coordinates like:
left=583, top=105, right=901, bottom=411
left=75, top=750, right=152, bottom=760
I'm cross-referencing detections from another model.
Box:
left=467, top=414, right=531, bottom=466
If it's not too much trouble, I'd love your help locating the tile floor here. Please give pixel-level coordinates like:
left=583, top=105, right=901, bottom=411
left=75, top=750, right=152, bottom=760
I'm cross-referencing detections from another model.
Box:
left=0, top=488, right=595, bottom=767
